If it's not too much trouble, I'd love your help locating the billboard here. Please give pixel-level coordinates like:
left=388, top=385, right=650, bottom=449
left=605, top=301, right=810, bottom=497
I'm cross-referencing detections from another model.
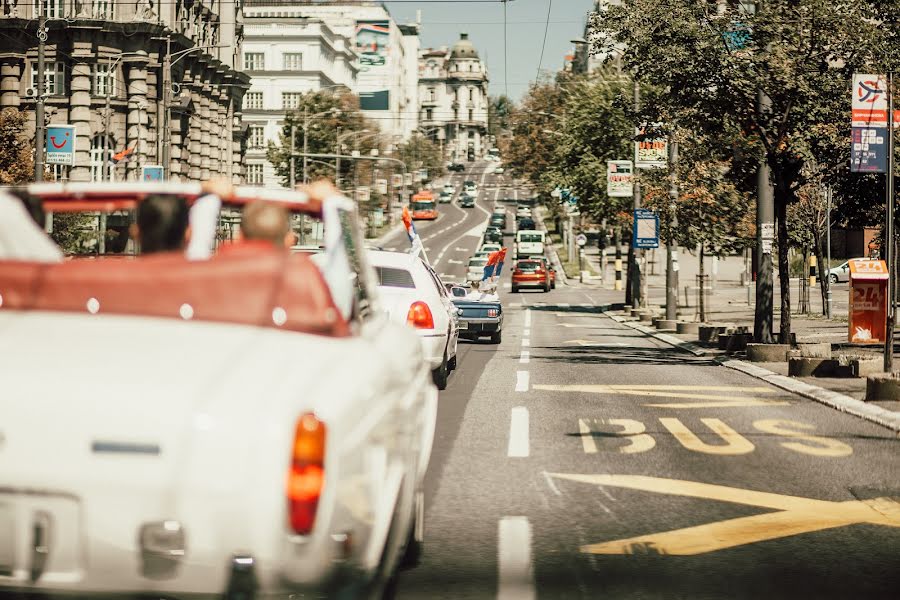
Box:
left=355, top=21, right=391, bottom=111
left=46, top=125, right=76, bottom=166
left=607, top=160, right=634, bottom=197
left=142, top=165, right=165, bottom=181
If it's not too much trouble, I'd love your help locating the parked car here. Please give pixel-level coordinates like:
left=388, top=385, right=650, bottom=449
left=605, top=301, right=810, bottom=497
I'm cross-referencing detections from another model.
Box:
left=466, top=256, right=488, bottom=283
left=515, top=230, right=546, bottom=259
left=826, top=258, right=871, bottom=283
left=369, top=250, right=460, bottom=390
left=460, top=194, right=476, bottom=208
left=483, top=226, right=503, bottom=244
left=0, top=182, right=438, bottom=599
left=512, top=258, right=552, bottom=293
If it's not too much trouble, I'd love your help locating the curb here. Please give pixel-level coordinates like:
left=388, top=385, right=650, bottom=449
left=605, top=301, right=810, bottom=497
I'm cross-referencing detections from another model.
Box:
left=721, top=360, right=900, bottom=434
left=608, top=314, right=710, bottom=357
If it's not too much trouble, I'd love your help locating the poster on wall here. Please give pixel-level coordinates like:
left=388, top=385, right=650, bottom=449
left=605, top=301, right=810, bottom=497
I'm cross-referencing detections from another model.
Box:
left=355, top=20, right=391, bottom=111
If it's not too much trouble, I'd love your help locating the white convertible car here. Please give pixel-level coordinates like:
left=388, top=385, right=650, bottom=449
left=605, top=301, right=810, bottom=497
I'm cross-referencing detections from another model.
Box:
left=0, top=183, right=437, bottom=598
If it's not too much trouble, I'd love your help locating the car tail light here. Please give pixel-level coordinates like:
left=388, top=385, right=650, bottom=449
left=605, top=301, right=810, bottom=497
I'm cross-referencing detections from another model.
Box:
left=487, top=308, right=499, bottom=317
left=406, top=301, right=435, bottom=329
left=287, top=413, right=326, bottom=535
left=513, top=268, right=522, bottom=275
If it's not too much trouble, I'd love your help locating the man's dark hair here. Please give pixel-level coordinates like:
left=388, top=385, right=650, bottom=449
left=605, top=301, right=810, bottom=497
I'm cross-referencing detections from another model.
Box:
left=136, top=195, right=189, bottom=254
left=8, top=189, right=46, bottom=228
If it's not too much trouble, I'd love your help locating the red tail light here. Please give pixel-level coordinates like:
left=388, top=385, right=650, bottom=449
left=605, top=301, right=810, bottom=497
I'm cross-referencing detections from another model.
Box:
left=406, top=301, right=435, bottom=329
left=513, top=268, right=523, bottom=275
left=487, top=308, right=499, bottom=317
left=287, top=413, right=326, bottom=535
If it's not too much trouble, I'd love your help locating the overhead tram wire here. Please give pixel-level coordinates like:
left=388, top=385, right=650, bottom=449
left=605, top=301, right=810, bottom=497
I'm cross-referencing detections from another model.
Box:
left=536, top=0, right=553, bottom=84
left=503, top=0, right=509, bottom=98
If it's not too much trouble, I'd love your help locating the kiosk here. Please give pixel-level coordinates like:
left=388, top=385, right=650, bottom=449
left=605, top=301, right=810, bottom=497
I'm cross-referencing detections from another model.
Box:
left=848, top=259, right=888, bottom=344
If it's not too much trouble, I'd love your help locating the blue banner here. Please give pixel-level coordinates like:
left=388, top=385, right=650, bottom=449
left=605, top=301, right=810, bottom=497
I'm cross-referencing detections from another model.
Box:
left=46, top=125, right=76, bottom=166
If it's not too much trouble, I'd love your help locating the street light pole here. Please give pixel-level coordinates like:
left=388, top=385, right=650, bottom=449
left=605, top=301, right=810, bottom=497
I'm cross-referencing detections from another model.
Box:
left=754, top=0, right=775, bottom=344
left=884, top=71, right=895, bottom=373
left=666, top=137, right=679, bottom=320
left=631, top=79, right=643, bottom=309
left=303, top=106, right=309, bottom=184
left=161, top=36, right=171, bottom=179
left=34, top=3, right=46, bottom=182
left=289, top=125, right=296, bottom=188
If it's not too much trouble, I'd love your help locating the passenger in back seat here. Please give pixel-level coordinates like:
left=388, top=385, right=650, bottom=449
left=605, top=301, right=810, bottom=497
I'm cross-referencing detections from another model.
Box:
left=131, top=195, right=191, bottom=254
left=241, top=201, right=296, bottom=248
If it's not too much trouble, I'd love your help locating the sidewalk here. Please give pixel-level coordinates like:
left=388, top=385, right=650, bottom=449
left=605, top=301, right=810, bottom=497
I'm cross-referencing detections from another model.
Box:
left=546, top=235, right=900, bottom=432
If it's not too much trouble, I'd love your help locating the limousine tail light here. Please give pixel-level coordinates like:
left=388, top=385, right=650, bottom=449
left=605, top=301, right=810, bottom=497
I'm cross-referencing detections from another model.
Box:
left=287, top=413, right=326, bottom=535
left=406, top=301, right=435, bottom=329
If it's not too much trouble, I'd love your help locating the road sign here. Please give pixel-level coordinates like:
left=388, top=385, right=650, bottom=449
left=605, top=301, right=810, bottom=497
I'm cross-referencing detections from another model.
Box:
left=142, top=165, right=164, bottom=181
left=851, top=126, right=888, bottom=173
left=633, top=208, right=659, bottom=249
left=46, top=125, right=76, bottom=166
left=607, top=160, right=634, bottom=197
left=375, top=178, right=388, bottom=194
left=576, top=233, right=587, bottom=247
left=852, top=74, right=888, bottom=126
left=635, top=126, right=667, bottom=168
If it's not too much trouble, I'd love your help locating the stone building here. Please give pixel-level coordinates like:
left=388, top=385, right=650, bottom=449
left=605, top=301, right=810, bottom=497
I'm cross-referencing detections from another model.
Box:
left=418, top=33, right=489, bottom=162
left=0, top=0, right=250, bottom=183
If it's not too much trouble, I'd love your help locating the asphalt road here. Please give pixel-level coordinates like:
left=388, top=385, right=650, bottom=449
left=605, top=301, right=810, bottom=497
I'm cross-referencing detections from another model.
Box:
left=389, top=162, right=900, bottom=600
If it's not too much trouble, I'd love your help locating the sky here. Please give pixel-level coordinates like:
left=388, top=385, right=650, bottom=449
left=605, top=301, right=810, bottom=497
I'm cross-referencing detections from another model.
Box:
left=384, top=0, right=596, bottom=102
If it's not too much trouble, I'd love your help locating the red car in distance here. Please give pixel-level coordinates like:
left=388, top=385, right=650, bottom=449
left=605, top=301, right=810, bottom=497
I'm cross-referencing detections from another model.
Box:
left=512, top=258, right=551, bottom=293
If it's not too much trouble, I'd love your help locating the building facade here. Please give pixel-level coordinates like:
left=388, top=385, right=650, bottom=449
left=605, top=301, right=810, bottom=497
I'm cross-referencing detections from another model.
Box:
left=241, top=6, right=357, bottom=188
left=0, top=0, right=250, bottom=183
left=418, top=33, right=489, bottom=162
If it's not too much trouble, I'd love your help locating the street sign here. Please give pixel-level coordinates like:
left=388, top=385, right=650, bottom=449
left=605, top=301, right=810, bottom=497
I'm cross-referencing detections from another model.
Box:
left=403, top=173, right=413, bottom=186
left=576, top=233, right=587, bottom=247
left=46, top=125, right=76, bottom=166
left=635, top=125, right=667, bottom=168
left=375, top=178, right=388, bottom=194
left=850, top=126, right=888, bottom=173
left=633, top=208, right=659, bottom=249
left=760, top=222, right=775, bottom=254
left=356, top=186, right=370, bottom=201
left=142, top=165, right=164, bottom=181
left=852, top=74, right=888, bottom=127
left=391, top=174, right=403, bottom=187
left=607, top=160, right=634, bottom=197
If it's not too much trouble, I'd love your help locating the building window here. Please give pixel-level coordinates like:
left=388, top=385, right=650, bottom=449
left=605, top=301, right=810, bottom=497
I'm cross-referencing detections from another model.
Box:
left=283, top=53, right=303, bottom=71
left=453, top=109, right=458, bottom=120
left=244, top=91, right=263, bottom=110
left=34, top=0, right=64, bottom=19
left=468, top=109, right=473, bottom=121
left=427, top=87, right=435, bottom=102
left=243, top=52, right=265, bottom=71
left=92, top=0, right=114, bottom=18
left=248, top=125, right=265, bottom=148
left=469, top=87, right=474, bottom=101
left=425, top=108, right=433, bottom=121
left=90, top=135, right=114, bottom=182
left=282, top=92, right=302, bottom=109
left=30, top=61, right=65, bottom=95
left=246, top=163, right=264, bottom=186
left=92, top=63, right=115, bottom=97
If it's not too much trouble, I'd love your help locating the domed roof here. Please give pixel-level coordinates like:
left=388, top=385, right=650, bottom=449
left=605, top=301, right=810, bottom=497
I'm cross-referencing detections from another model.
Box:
left=450, top=33, right=478, bottom=59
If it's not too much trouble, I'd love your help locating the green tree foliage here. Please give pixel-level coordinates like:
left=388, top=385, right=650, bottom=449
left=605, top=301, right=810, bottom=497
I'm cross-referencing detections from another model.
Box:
left=488, top=94, right=513, bottom=138
left=0, top=108, right=34, bottom=184
left=267, top=91, right=380, bottom=188
left=595, top=0, right=900, bottom=338
left=396, top=133, right=444, bottom=186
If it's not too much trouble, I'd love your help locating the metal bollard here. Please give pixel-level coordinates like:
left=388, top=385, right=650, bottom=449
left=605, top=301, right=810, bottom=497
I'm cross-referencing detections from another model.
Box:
left=614, top=259, right=623, bottom=290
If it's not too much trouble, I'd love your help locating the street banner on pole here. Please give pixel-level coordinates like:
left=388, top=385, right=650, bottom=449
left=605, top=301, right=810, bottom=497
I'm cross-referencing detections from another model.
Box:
left=633, top=208, right=659, bottom=249
left=46, top=125, right=76, bottom=166
left=607, top=160, right=634, bottom=197
left=356, top=186, right=370, bottom=202
left=391, top=174, right=403, bottom=187
left=852, top=74, right=889, bottom=127
left=403, top=173, right=413, bottom=186
left=142, top=165, right=164, bottom=181
left=635, top=126, right=667, bottom=168
left=376, top=178, right=388, bottom=194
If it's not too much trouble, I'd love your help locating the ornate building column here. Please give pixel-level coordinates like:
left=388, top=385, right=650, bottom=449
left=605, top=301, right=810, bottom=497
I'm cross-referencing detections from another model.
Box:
left=69, top=60, right=92, bottom=182
left=198, top=82, right=212, bottom=180
left=188, top=75, right=203, bottom=181
left=124, top=52, right=150, bottom=181
left=0, top=55, right=24, bottom=108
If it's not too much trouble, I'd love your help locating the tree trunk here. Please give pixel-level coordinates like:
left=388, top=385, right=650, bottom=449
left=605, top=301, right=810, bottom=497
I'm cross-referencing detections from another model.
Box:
left=625, top=242, right=635, bottom=306
left=776, top=198, right=791, bottom=342
left=699, top=244, right=706, bottom=323
left=814, top=233, right=827, bottom=316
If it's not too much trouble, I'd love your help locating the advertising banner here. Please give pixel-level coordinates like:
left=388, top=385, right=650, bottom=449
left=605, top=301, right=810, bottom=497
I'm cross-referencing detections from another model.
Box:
left=633, top=208, right=660, bottom=249
left=355, top=21, right=391, bottom=111
left=46, top=125, right=76, bottom=166
left=607, top=160, right=634, bottom=197
left=142, top=165, right=164, bottom=181
left=634, top=126, right=667, bottom=168
left=852, top=74, right=888, bottom=127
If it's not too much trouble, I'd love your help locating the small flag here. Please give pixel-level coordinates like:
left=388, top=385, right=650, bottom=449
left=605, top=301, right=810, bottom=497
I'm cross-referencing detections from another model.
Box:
left=402, top=206, right=418, bottom=242
left=108, top=147, right=134, bottom=164
left=495, top=248, right=508, bottom=277
left=483, top=249, right=502, bottom=280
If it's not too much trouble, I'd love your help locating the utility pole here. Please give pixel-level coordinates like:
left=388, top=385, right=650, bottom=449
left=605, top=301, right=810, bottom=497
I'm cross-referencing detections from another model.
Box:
left=34, top=3, right=47, bottom=182
left=289, top=125, right=296, bottom=188
left=666, top=137, right=679, bottom=320
left=825, top=186, right=833, bottom=319
left=161, top=36, right=171, bottom=179
left=754, top=0, right=775, bottom=344
left=303, top=106, right=309, bottom=184
left=104, top=56, right=113, bottom=181
left=884, top=71, right=895, bottom=373
left=631, top=80, right=643, bottom=309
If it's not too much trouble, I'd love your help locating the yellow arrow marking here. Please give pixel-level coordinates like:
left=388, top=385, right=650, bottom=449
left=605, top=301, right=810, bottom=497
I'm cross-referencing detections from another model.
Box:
left=549, top=474, right=900, bottom=555
left=534, top=384, right=788, bottom=408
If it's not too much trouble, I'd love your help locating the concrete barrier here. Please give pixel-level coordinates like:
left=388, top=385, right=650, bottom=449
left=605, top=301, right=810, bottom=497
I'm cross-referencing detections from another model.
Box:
left=746, top=343, right=791, bottom=362
left=676, top=322, right=701, bottom=334
left=639, top=312, right=654, bottom=323
left=656, top=319, right=678, bottom=330
left=699, top=324, right=731, bottom=345
left=793, top=342, right=832, bottom=359
left=718, top=333, right=753, bottom=352
left=865, top=373, right=900, bottom=401
left=788, top=357, right=837, bottom=377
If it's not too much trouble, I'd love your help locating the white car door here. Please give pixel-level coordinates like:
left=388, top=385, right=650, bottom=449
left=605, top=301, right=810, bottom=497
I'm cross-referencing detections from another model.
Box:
left=423, top=266, right=459, bottom=361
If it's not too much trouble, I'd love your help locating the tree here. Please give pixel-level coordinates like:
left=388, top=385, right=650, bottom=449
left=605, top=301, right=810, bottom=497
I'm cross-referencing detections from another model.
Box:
left=488, top=94, right=513, bottom=139
left=0, top=108, right=34, bottom=184
left=596, top=0, right=900, bottom=341
left=266, top=91, right=380, bottom=188
left=396, top=134, right=444, bottom=186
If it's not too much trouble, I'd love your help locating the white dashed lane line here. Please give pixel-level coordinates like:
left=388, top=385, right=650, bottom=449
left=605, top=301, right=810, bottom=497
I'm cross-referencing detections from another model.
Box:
left=497, top=516, right=535, bottom=600
left=515, top=371, right=530, bottom=392
left=507, top=407, right=530, bottom=458
left=519, top=351, right=530, bottom=364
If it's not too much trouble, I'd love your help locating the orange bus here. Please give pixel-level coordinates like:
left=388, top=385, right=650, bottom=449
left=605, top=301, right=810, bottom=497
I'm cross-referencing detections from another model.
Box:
left=410, top=191, right=438, bottom=220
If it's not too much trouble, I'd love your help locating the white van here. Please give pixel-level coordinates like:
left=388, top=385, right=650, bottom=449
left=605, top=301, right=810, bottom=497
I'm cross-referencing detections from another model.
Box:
left=515, top=230, right=545, bottom=258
